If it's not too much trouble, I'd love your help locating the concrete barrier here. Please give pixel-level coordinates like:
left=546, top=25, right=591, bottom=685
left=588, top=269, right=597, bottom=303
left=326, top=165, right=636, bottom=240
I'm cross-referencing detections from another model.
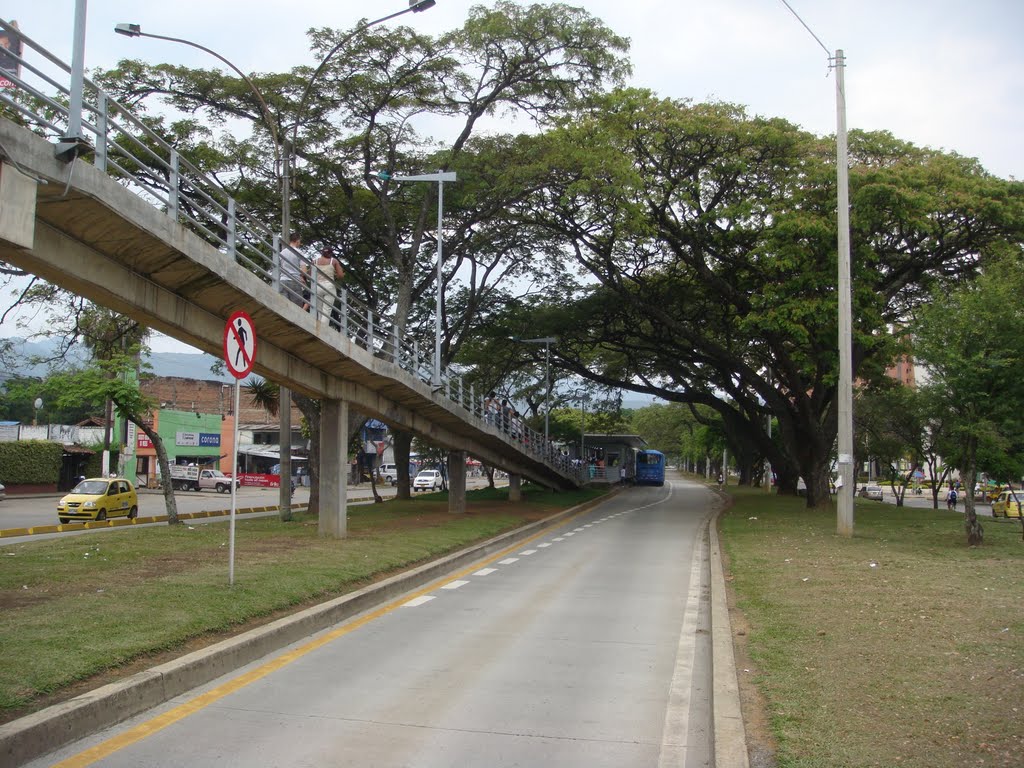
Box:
left=710, top=509, right=750, bottom=768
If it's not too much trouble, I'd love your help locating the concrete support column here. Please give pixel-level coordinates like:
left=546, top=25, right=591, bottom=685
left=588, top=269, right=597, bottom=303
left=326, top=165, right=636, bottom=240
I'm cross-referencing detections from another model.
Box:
left=279, top=386, right=292, bottom=520
left=0, top=163, right=37, bottom=249
left=447, top=450, right=466, bottom=514
left=319, top=398, right=349, bottom=538
left=508, top=473, right=522, bottom=502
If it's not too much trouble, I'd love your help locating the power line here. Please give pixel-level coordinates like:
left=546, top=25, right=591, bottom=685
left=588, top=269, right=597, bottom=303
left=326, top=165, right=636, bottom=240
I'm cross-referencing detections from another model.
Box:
left=777, top=0, right=831, bottom=57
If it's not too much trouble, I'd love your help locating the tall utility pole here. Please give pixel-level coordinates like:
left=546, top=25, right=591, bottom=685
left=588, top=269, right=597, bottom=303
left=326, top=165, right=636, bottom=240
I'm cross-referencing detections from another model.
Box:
left=777, top=1, right=854, bottom=535
left=834, top=48, right=854, bottom=537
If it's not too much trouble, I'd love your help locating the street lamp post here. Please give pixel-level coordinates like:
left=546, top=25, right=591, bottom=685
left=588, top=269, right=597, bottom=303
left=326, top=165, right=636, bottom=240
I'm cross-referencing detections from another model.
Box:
left=577, top=392, right=589, bottom=461
left=378, top=170, right=457, bottom=387
left=511, top=336, right=557, bottom=445
left=285, top=0, right=437, bottom=243
left=114, top=23, right=285, bottom=237
left=116, top=0, right=438, bottom=245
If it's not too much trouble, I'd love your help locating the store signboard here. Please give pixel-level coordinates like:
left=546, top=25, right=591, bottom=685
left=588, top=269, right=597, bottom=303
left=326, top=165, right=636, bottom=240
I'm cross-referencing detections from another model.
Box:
left=176, top=432, right=221, bottom=448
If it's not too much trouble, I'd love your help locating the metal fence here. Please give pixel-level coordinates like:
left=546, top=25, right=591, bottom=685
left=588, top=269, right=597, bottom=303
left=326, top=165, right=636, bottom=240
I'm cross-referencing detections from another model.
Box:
left=0, top=20, right=584, bottom=483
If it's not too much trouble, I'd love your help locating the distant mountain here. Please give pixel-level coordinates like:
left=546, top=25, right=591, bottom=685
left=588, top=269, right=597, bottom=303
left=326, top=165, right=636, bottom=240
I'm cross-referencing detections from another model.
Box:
left=145, top=351, right=235, bottom=383
left=2, top=337, right=672, bottom=398
left=1, top=337, right=234, bottom=384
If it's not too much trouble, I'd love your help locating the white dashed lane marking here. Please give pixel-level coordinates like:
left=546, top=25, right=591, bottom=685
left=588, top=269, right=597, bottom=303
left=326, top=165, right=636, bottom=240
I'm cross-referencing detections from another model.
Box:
left=405, top=505, right=636, bottom=606
left=403, top=595, right=436, bottom=607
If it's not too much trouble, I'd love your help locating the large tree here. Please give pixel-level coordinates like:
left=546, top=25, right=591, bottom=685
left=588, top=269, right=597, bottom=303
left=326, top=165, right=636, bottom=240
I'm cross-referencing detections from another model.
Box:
left=912, top=253, right=1024, bottom=544
left=517, top=90, right=1024, bottom=507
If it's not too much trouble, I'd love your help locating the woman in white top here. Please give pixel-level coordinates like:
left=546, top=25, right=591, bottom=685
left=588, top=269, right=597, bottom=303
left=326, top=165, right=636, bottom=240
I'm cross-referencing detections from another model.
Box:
left=312, top=247, right=345, bottom=329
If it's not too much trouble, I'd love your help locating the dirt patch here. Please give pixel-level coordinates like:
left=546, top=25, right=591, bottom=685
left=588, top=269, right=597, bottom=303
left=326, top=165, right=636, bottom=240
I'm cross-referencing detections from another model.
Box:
left=727, top=593, right=778, bottom=768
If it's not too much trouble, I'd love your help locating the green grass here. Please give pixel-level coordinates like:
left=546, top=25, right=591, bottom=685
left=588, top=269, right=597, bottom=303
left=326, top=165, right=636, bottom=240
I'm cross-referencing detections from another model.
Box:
left=0, top=485, right=605, bottom=718
left=720, top=487, right=1024, bottom=768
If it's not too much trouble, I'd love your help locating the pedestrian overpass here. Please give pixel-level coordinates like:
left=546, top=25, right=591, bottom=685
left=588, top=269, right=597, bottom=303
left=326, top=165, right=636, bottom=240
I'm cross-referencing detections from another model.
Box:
left=0, top=22, right=581, bottom=536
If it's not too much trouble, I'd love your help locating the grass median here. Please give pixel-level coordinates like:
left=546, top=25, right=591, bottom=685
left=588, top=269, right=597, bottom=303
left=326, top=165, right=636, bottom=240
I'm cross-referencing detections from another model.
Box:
left=0, top=485, right=606, bottom=722
left=719, top=486, right=1024, bottom=768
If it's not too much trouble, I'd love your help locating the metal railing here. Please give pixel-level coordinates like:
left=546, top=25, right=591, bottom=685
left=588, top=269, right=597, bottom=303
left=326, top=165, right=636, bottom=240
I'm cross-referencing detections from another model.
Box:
left=0, top=21, right=584, bottom=484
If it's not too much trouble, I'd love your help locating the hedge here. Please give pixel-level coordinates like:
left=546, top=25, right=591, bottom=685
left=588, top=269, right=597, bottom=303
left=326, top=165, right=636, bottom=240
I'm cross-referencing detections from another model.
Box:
left=0, top=441, right=63, bottom=484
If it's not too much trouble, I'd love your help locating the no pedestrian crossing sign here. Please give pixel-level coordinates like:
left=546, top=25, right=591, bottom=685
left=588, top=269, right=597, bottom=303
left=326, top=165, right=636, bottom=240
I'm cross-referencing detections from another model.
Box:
left=223, top=310, right=256, bottom=379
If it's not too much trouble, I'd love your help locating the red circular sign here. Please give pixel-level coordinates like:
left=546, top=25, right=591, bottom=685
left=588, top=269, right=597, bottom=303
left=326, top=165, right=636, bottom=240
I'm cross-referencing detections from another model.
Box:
left=223, top=311, right=257, bottom=379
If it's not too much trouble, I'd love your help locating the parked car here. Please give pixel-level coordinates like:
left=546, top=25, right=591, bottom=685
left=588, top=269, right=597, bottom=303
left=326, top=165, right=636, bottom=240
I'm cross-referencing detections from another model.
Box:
left=986, top=486, right=1007, bottom=503
left=169, top=465, right=239, bottom=492
left=858, top=485, right=884, bottom=501
left=413, top=470, right=443, bottom=492
left=377, top=463, right=399, bottom=485
left=57, top=477, right=138, bottom=524
left=0, top=481, right=5, bottom=501
left=990, top=489, right=1023, bottom=518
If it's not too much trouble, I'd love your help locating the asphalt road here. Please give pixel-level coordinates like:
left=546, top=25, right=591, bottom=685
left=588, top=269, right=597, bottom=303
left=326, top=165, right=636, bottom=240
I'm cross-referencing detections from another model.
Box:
left=861, top=486, right=998, bottom=515
left=0, top=484, right=384, bottom=532
left=0, top=477, right=499, bottom=539
left=23, top=479, right=716, bottom=768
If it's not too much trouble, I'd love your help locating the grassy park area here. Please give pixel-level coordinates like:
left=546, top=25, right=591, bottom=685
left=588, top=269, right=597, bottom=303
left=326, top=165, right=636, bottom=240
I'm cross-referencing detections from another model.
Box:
left=0, top=485, right=604, bottom=721
left=719, top=486, right=1024, bottom=768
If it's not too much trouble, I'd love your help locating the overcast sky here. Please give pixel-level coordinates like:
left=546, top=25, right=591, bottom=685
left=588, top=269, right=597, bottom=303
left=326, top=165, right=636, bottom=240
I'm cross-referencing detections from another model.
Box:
left=3, top=0, right=1020, bottom=353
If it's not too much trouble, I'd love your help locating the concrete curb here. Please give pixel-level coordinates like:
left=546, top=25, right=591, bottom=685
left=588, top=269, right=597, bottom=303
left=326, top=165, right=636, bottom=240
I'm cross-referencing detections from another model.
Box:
left=0, top=494, right=609, bottom=767
left=710, top=508, right=750, bottom=768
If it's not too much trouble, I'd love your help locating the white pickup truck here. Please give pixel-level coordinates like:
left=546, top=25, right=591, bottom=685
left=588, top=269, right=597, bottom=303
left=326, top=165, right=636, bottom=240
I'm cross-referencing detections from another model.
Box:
left=168, top=465, right=239, bottom=493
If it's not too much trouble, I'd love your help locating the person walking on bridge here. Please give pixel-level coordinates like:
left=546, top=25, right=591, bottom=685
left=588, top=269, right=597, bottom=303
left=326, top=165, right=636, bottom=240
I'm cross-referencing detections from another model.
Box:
left=313, top=247, right=345, bottom=330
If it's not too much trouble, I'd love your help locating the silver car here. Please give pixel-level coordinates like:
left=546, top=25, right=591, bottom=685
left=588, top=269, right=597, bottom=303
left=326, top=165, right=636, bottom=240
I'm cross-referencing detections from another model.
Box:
left=0, top=481, right=5, bottom=501
left=858, top=485, right=884, bottom=501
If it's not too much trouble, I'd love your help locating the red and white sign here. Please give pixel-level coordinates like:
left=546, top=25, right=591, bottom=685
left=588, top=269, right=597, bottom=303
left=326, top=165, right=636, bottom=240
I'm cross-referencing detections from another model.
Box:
left=223, top=311, right=257, bottom=380
left=238, top=473, right=282, bottom=488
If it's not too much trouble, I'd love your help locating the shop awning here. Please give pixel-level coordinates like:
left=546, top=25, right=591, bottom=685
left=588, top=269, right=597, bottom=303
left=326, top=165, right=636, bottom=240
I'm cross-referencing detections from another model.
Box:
left=236, top=444, right=307, bottom=460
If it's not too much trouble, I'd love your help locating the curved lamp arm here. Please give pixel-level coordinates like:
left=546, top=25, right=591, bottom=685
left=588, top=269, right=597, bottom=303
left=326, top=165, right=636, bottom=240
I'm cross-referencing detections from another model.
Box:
left=114, top=24, right=280, bottom=171
left=285, top=1, right=436, bottom=239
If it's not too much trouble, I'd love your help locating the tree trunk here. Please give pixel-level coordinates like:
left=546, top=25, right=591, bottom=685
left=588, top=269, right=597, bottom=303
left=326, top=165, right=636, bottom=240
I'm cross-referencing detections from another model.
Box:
left=138, top=420, right=178, bottom=525
left=293, top=394, right=320, bottom=517
left=962, top=444, right=983, bottom=546
left=393, top=430, right=414, bottom=500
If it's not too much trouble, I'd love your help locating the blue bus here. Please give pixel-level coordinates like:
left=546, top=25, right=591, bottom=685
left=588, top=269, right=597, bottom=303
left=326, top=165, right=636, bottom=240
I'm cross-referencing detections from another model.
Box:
left=635, top=449, right=666, bottom=486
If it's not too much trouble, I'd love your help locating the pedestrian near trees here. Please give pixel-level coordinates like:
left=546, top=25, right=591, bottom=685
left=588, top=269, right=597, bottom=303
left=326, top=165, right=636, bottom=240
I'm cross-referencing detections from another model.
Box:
left=312, top=247, right=345, bottom=330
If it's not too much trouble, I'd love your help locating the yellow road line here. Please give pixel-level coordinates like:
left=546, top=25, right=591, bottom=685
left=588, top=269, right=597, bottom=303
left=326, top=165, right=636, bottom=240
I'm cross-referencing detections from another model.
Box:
left=52, top=506, right=593, bottom=767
